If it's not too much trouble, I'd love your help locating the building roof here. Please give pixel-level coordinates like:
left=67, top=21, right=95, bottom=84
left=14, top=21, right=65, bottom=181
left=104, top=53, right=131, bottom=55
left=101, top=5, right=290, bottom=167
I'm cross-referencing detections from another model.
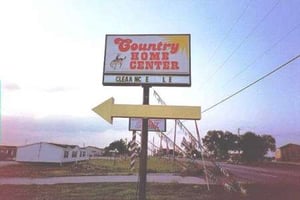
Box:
left=48, top=143, right=78, bottom=149
left=279, top=143, right=300, bottom=149
left=0, top=145, right=17, bottom=149
left=18, top=142, right=80, bottom=149
left=86, top=146, right=104, bottom=150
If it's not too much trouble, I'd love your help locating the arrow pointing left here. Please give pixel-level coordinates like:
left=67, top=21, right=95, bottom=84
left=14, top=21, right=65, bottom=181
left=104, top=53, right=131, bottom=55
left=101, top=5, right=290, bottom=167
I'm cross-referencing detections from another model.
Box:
left=92, top=97, right=201, bottom=124
left=92, top=97, right=115, bottom=123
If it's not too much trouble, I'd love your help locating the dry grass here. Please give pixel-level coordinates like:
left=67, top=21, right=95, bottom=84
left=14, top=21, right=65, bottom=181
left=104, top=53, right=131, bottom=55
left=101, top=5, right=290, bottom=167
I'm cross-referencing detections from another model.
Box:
left=1, top=183, right=299, bottom=200
left=1, top=159, right=299, bottom=199
left=0, top=157, right=183, bottom=178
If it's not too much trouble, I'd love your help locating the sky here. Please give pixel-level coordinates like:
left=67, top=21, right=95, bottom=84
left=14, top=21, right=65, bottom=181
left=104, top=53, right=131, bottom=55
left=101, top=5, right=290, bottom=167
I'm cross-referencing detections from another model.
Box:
left=0, top=0, right=300, bottom=149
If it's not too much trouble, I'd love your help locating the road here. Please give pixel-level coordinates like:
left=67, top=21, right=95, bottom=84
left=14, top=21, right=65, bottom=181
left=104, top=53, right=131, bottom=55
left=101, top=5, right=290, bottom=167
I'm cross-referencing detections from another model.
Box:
left=218, top=162, right=300, bottom=185
left=0, top=173, right=206, bottom=185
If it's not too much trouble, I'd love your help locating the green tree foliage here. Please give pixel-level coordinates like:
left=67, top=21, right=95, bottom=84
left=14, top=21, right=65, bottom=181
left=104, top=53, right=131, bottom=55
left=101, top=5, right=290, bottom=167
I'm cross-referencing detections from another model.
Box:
left=203, top=130, right=276, bottom=162
left=262, top=134, right=276, bottom=152
left=104, top=139, right=129, bottom=155
left=202, top=130, right=239, bottom=160
left=240, top=132, right=276, bottom=162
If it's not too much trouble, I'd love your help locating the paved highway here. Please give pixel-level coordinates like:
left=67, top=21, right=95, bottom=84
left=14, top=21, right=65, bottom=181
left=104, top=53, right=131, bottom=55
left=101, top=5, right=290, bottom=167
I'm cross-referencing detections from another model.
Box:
left=218, top=162, right=300, bottom=185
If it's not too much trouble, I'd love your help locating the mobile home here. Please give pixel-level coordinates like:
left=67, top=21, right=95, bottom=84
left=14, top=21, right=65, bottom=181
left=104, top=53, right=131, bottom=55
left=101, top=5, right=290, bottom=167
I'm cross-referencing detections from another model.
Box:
left=16, top=142, right=88, bottom=163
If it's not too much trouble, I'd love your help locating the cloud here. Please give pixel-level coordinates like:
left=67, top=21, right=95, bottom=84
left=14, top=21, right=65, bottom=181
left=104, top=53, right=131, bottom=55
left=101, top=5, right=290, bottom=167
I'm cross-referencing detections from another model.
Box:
left=2, top=82, right=21, bottom=91
left=43, top=86, right=75, bottom=93
left=1, top=115, right=129, bottom=147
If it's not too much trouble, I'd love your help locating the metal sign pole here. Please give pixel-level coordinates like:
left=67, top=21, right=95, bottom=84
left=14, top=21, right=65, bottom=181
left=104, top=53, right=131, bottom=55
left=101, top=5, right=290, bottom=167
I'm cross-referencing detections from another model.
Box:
left=138, top=85, right=150, bottom=200
left=194, top=120, right=210, bottom=191
left=173, top=120, right=177, bottom=160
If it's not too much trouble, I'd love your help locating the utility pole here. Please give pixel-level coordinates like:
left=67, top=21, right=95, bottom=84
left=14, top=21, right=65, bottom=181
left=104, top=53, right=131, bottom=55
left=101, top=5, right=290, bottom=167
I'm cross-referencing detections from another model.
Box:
left=173, top=120, right=177, bottom=160
left=152, top=136, right=155, bottom=156
left=238, top=128, right=241, bottom=160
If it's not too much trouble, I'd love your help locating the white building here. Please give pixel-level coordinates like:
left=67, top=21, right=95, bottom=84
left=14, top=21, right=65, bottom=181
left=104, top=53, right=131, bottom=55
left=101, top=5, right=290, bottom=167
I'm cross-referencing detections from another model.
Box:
left=16, top=142, right=88, bottom=163
left=86, top=146, right=105, bottom=158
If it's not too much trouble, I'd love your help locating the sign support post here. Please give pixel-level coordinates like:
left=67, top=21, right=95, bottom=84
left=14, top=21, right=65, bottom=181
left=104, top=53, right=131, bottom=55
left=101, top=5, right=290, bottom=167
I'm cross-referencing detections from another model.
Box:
left=138, top=85, right=150, bottom=200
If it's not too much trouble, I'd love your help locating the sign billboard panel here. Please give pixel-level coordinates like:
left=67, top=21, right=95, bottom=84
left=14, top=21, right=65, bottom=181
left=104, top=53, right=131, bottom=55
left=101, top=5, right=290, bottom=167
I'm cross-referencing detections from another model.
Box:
left=103, top=34, right=191, bottom=86
left=129, top=118, right=166, bottom=132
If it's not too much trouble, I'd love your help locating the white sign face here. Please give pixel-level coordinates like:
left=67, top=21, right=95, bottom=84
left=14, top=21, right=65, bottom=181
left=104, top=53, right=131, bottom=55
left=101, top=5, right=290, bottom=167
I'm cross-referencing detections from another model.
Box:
left=103, top=34, right=191, bottom=86
left=129, top=118, right=166, bottom=132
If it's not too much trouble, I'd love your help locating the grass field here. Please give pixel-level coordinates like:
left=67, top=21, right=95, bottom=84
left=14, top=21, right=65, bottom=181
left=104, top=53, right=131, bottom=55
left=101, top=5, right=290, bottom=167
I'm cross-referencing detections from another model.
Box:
left=2, top=158, right=299, bottom=199
left=0, top=183, right=299, bottom=200
left=0, top=157, right=183, bottom=177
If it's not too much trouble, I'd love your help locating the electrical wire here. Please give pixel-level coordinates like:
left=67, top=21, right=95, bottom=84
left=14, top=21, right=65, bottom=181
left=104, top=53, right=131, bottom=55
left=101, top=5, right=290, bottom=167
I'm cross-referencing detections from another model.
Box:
left=202, top=0, right=281, bottom=89
left=206, top=0, right=252, bottom=65
left=221, top=22, right=300, bottom=89
left=201, top=54, right=300, bottom=114
left=200, top=0, right=252, bottom=89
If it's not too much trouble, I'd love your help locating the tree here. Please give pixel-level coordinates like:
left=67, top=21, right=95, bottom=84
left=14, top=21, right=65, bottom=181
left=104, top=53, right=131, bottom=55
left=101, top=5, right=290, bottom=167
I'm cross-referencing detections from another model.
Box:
left=203, top=130, right=276, bottom=162
left=224, top=131, right=240, bottom=152
left=262, top=134, right=276, bottom=153
left=104, top=139, right=129, bottom=155
left=240, top=132, right=276, bottom=162
left=202, top=130, right=223, bottom=159
left=202, top=130, right=239, bottom=160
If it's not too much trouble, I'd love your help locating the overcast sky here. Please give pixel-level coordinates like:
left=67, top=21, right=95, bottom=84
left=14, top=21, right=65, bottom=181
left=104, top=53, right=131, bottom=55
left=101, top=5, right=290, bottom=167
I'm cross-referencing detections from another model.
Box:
left=1, top=0, right=300, bottom=148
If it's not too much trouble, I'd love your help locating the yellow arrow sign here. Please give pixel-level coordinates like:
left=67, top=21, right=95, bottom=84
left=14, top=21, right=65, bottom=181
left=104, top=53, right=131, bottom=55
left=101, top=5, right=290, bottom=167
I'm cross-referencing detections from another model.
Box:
left=92, top=97, right=201, bottom=124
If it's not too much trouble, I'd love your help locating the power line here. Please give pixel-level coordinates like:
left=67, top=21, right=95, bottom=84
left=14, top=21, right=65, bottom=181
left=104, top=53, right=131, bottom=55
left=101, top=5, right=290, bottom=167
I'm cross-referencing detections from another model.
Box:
left=201, top=54, right=300, bottom=114
left=200, top=1, right=252, bottom=90
left=206, top=0, right=252, bottom=65
left=202, top=0, right=281, bottom=89
left=221, top=22, right=300, bottom=89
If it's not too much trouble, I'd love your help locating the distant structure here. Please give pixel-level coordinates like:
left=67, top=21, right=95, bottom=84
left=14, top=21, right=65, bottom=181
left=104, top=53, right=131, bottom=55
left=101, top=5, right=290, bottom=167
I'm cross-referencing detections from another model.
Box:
left=155, top=148, right=181, bottom=157
left=0, top=145, right=17, bottom=161
left=86, top=146, right=105, bottom=158
left=16, top=142, right=89, bottom=164
left=275, top=143, right=300, bottom=162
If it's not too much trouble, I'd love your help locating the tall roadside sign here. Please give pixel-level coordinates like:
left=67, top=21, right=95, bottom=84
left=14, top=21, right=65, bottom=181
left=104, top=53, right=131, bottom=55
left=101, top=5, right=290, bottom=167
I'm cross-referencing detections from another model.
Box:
left=103, top=34, right=191, bottom=86
left=94, top=34, right=199, bottom=200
